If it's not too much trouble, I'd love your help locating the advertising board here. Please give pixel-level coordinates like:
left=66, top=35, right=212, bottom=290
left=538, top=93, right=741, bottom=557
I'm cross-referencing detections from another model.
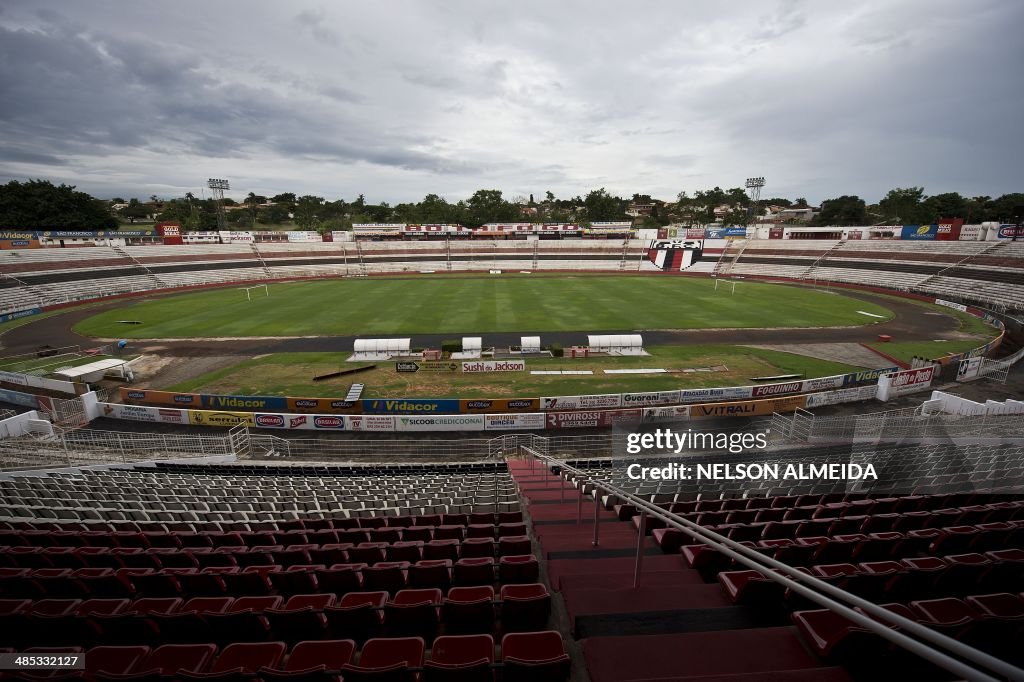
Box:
left=688, top=395, right=807, bottom=419
left=459, top=398, right=539, bottom=413
left=363, top=398, right=461, bottom=414
left=540, top=394, right=622, bottom=410
left=798, top=375, right=846, bottom=392
left=461, top=360, right=526, bottom=373
left=751, top=381, right=803, bottom=398
left=119, top=388, right=201, bottom=407
left=285, top=397, right=358, bottom=413
left=394, top=415, right=485, bottom=431
left=676, top=387, right=754, bottom=403
left=621, top=391, right=681, bottom=406
left=900, top=225, right=938, bottom=241
left=0, top=387, right=42, bottom=408
left=101, top=403, right=188, bottom=424
left=641, top=405, right=691, bottom=422
left=202, top=394, right=288, bottom=411
left=484, top=413, right=546, bottom=430
left=187, top=410, right=256, bottom=427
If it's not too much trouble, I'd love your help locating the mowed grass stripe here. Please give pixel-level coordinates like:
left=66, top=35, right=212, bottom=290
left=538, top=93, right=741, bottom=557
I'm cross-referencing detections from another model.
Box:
left=74, top=276, right=894, bottom=338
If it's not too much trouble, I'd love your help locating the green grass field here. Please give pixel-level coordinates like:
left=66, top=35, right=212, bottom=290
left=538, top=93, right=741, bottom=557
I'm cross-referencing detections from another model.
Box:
left=75, top=276, right=894, bottom=338
left=168, top=346, right=864, bottom=398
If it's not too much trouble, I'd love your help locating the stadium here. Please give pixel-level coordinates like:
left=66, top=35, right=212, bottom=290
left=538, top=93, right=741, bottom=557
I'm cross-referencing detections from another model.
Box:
left=1, top=221, right=1023, bottom=681
left=2, top=0, right=1023, bottom=677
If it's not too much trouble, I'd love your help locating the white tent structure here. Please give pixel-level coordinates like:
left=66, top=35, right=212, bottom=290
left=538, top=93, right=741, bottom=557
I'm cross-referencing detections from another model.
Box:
left=350, top=338, right=412, bottom=361
left=521, top=336, right=541, bottom=354
left=53, top=358, right=132, bottom=383
left=587, top=334, right=646, bottom=356
left=452, top=336, right=483, bottom=360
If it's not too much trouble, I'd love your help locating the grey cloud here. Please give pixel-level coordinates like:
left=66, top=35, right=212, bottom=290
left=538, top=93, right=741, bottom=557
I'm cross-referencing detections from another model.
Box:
left=0, top=0, right=1021, bottom=203
left=294, top=8, right=340, bottom=46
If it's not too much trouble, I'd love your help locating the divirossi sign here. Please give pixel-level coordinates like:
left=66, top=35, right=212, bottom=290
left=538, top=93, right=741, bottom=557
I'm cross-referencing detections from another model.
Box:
left=545, top=409, right=642, bottom=429
left=461, top=360, right=525, bottom=373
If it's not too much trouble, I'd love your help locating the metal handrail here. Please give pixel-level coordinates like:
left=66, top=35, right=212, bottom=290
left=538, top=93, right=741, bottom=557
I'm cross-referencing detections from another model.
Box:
left=525, top=447, right=1024, bottom=682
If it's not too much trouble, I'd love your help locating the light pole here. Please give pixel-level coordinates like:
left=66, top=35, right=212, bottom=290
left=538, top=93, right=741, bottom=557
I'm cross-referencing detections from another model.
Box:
left=745, top=177, right=765, bottom=228
left=207, top=178, right=230, bottom=231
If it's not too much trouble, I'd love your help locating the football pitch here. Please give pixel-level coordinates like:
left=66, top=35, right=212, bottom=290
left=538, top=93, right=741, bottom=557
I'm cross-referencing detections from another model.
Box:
left=74, top=275, right=894, bottom=339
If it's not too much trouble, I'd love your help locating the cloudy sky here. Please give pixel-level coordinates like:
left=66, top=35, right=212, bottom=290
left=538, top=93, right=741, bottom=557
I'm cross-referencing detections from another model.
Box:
left=1, top=0, right=1021, bottom=205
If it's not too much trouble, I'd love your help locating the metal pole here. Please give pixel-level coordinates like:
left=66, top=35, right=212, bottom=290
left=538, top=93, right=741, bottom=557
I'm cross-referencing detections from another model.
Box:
left=633, top=510, right=646, bottom=588
left=560, top=470, right=565, bottom=503
left=577, top=478, right=584, bottom=525
left=592, top=491, right=601, bottom=546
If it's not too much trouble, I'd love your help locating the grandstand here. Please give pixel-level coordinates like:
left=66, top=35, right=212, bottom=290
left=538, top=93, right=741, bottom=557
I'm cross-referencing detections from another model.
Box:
left=1, top=233, right=1023, bottom=680
left=2, top=235, right=1023, bottom=318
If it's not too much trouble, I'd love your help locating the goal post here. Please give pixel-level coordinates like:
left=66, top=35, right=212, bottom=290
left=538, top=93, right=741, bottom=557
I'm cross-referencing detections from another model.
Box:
left=241, top=284, right=269, bottom=301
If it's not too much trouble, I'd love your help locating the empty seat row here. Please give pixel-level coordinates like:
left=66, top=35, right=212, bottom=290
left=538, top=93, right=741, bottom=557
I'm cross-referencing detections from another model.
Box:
left=0, top=555, right=540, bottom=599
left=1, top=535, right=534, bottom=570
left=0, top=510, right=525, bottom=535
left=0, top=631, right=570, bottom=681
left=665, top=520, right=1024, bottom=565
left=718, top=549, right=1024, bottom=606
left=0, top=584, right=551, bottom=648
left=793, top=595, right=1024, bottom=670
left=0, top=521, right=527, bottom=549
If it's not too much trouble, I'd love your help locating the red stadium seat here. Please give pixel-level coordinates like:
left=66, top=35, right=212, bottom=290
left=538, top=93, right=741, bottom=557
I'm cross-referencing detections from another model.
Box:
left=341, top=636, right=424, bottom=682
left=443, top=586, right=495, bottom=634
left=423, top=634, right=495, bottom=682
left=500, top=583, right=550, bottom=631
left=501, top=631, right=570, bottom=682
left=258, top=639, right=356, bottom=681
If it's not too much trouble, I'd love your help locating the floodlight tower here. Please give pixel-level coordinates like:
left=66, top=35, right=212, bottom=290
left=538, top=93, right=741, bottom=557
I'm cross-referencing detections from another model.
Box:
left=745, top=176, right=765, bottom=226
left=207, top=178, right=230, bottom=231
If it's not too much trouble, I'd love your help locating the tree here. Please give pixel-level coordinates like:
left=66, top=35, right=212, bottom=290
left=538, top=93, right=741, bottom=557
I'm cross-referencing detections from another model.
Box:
left=812, top=195, right=867, bottom=226
left=921, top=192, right=967, bottom=223
left=529, top=193, right=535, bottom=205
left=244, top=192, right=266, bottom=227
left=762, top=197, right=793, bottom=208
left=121, top=198, right=150, bottom=224
left=258, top=203, right=290, bottom=225
left=545, top=191, right=555, bottom=203
left=465, top=189, right=518, bottom=227
left=582, top=188, right=625, bottom=223
left=0, top=179, right=118, bottom=229
left=794, top=197, right=809, bottom=208
left=294, top=195, right=324, bottom=229
left=879, top=187, right=929, bottom=224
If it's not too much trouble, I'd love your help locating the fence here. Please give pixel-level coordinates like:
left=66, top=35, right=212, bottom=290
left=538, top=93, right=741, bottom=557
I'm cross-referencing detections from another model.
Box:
left=771, top=404, right=1024, bottom=444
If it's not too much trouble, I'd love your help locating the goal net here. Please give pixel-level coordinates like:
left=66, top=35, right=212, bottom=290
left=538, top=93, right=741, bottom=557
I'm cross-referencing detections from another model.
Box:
left=241, top=284, right=269, bottom=301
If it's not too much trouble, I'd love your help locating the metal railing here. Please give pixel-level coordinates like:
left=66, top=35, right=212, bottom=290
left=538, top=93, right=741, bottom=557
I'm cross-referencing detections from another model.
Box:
left=522, top=446, right=1024, bottom=682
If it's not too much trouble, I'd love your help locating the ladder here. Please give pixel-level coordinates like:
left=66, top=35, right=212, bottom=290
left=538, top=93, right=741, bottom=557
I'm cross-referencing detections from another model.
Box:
left=618, top=237, right=631, bottom=270
left=532, top=239, right=539, bottom=271
left=249, top=243, right=272, bottom=278
left=113, top=245, right=170, bottom=287
left=802, top=239, right=845, bottom=280
left=446, top=237, right=452, bottom=271
left=714, top=239, right=749, bottom=277
left=915, top=240, right=1005, bottom=291
left=354, top=240, right=368, bottom=276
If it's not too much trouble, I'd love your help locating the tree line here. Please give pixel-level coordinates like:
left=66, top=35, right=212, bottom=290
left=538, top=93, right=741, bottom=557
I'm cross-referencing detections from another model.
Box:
left=0, top=179, right=1021, bottom=231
